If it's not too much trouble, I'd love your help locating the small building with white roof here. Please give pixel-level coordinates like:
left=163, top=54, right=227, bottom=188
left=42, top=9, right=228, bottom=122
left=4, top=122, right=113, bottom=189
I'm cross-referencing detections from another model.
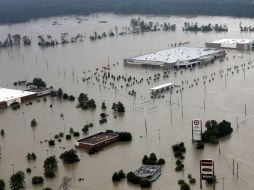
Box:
left=124, top=46, right=225, bottom=69
left=0, top=88, right=36, bottom=108
left=205, top=39, right=254, bottom=50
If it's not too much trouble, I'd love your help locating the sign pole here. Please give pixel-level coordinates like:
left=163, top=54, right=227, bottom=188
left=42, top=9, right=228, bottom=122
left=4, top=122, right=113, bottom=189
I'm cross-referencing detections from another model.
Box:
left=200, top=160, right=202, bottom=189
left=192, top=121, right=194, bottom=143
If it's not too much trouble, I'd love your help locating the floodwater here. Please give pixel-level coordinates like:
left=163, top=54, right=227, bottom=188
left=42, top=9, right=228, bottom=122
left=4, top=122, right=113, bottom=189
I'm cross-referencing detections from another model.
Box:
left=1, top=14, right=254, bottom=190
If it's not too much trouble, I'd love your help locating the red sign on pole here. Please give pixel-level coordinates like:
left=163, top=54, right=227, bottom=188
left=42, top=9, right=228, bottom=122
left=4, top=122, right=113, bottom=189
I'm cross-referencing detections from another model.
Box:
left=200, top=159, right=214, bottom=189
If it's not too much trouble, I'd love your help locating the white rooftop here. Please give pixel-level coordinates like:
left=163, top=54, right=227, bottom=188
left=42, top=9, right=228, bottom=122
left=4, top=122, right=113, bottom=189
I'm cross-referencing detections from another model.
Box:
left=0, top=88, right=35, bottom=102
left=130, top=47, right=222, bottom=64
left=212, top=39, right=253, bottom=44
left=150, top=83, right=175, bottom=91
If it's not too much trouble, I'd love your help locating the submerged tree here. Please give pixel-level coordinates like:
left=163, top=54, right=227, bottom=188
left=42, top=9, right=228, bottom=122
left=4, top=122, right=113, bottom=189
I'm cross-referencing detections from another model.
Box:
left=9, top=171, right=25, bottom=190
left=59, top=149, right=80, bottom=164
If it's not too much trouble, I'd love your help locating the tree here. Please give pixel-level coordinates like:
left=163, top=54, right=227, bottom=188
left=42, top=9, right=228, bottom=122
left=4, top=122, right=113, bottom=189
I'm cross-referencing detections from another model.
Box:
left=112, top=103, right=117, bottom=112
left=44, top=156, right=58, bottom=171
left=9, top=171, right=25, bottom=190
left=57, top=88, right=63, bottom=98
left=29, top=78, right=46, bottom=88
left=44, top=170, right=55, bottom=178
left=26, top=153, right=36, bottom=161
left=78, top=93, right=88, bottom=105
left=59, top=149, right=80, bottom=164
left=101, top=102, right=107, bottom=110
left=43, top=188, right=52, bottom=190
left=180, top=182, right=190, bottom=190
left=118, top=132, right=132, bottom=141
left=140, top=179, right=151, bottom=188
left=112, top=172, right=120, bottom=182
left=0, top=179, right=5, bottom=190
left=126, top=172, right=140, bottom=184
left=0, top=129, right=4, bottom=137
left=30, top=119, right=37, bottom=127
left=63, top=93, right=69, bottom=100
left=112, top=102, right=125, bottom=113
left=48, top=139, right=55, bottom=146
left=32, top=176, right=44, bottom=185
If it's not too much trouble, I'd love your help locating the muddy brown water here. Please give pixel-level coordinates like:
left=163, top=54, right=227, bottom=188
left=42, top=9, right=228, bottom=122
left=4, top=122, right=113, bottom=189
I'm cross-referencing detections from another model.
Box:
left=1, top=14, right=254, bottom=190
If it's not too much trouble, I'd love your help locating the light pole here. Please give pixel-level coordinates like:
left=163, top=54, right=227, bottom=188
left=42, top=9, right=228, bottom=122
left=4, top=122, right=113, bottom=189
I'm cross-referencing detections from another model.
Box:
left=22, top=111, right=25, bottom=125
left=222, top=177, right=225, bottom=190
left=11, top=163, right=14, bottom=174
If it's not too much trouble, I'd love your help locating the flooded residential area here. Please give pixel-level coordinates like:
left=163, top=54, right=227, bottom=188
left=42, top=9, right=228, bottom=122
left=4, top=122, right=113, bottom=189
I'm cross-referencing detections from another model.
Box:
left=1, top=13, right=254, bottom=190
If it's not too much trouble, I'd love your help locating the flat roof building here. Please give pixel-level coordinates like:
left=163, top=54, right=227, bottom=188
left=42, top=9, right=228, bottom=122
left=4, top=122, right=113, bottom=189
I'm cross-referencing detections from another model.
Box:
left=150, top=83, right=175, bottom=94
left=133, top=165, right=161, bottom=182
left=205, top=39, right=254, bottom=50
left=75, top=132, right=119, bottom=150
left=0, top=88, right=37, bottom=108
left=124, top=47, right=225, bottom=69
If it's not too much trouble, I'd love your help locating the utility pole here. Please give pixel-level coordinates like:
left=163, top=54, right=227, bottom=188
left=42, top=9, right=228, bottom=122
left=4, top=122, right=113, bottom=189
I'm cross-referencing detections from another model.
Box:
left=237, top=161, right=239, bottom=180
left=145, top=119, right=147, bottom=135
left=233, top=158, right=235, bottom=176
left=181, top=91, right=183, bottom=118
left=245, top=104, right=247, bottom=117
left=236, top=116, right=239, bottom=129
left=225, top=74, right=227, bottom=86
left=222, top=177, right=225, bottom=190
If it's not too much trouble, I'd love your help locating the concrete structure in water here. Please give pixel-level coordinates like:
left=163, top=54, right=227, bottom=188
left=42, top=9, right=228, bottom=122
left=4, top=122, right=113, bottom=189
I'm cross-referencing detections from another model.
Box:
left=124, top=46, right=225, bottom=69
left=133, top=165, right=161, bottom=182
left=75, top=132, right=119, bottom=150
left=205, top=39, right=254, bottom=50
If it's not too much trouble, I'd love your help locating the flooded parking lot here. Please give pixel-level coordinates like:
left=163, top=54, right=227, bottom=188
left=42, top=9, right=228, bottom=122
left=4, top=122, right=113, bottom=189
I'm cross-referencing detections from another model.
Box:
left=1, top=14, right=254, bottom=190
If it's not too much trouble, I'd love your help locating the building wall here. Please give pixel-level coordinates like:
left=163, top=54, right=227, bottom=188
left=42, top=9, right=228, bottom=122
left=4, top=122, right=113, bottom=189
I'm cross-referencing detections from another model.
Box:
left=0, top=101, right=7, bottom=109
left=21, top=94, right=37, bottom=102
left=236, top=43, right=250, bottom=50
left=6, top=98, right=21, bottom=106
left=76, top=135, right=119, bottom=150
left=205, top=43, right=221, bottom=48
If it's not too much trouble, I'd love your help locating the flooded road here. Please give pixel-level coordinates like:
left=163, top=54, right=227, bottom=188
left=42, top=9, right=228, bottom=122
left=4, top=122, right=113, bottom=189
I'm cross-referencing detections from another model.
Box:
left=1, top=14, right=254, bottom=190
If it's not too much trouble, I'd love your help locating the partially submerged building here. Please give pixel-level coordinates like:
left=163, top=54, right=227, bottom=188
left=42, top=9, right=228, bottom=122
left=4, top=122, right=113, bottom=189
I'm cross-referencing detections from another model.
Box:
left=0, top=87, right=53, bottom=109
left=150, top=83, right=175, bottom=94
left=75, top=132, right=119, bottom=150
left=124, top=47, right=225, bottom=69
left=133, top=165, right=161, bottom=182
left=205, top=39, right=254, bottom=50
left=0, top=88, right=37, bottom=108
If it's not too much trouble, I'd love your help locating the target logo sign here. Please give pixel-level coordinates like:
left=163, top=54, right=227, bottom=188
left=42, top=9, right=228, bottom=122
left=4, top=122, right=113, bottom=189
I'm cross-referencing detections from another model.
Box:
left=194, top=120, right=200, bottom=125
left=192, top=119, right=202, bottom=141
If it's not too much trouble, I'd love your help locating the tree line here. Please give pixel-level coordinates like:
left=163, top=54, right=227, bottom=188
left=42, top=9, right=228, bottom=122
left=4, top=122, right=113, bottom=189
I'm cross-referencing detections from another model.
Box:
left=1, top=0, right=254, bottom=24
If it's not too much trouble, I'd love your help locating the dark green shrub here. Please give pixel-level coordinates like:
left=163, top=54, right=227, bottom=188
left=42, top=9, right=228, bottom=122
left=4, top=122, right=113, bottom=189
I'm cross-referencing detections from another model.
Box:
left=157, top=158, right=165, bottom=165
left=180, top=182, right=190, bottom=190
left=0, top=179, right=5, bottom=190
left=44, top=169, right=55, bottom=178
left=26, top=168, right=31, bottom=173
left=66, top=134, right=71, bottom=140
left=118, top=170, right=126, bottom=179
left=127, top=172, right=140, bottom=184
left=140, top=179, right=151, bottom=188
left=43, top=188, right=52, bottom=190
left=48, top=139, right=55, bottom=146
left=73, top=132, right=80, bottom=137
left=189, top=178, right=196, bottom=184
left=59, top=149, right=80, bottom=164
left=175, top=164, right=184, bottom=171
left=32, top=176, right=44, bottom=185
left=178, top=179, right=185, bottom=185
left=112, top=172, right=120, bottom=182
